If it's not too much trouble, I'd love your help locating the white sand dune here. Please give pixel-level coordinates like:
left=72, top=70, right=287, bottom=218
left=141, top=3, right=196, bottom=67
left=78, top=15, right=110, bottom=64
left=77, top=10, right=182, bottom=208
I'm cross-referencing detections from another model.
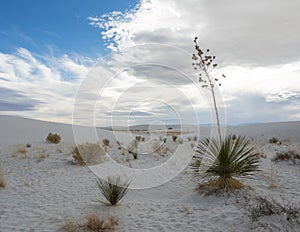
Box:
left=0, top=116, right=300, bottom=231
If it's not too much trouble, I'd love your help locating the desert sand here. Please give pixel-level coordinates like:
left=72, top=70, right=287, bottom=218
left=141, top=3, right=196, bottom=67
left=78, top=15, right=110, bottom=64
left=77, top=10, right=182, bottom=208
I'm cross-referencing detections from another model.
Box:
left=0, top=115, right=300, bottom=231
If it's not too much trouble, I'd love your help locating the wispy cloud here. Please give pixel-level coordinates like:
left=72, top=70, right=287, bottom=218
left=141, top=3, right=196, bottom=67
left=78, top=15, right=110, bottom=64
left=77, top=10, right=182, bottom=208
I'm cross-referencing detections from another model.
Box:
left=0, top=48, right=95, bottom=123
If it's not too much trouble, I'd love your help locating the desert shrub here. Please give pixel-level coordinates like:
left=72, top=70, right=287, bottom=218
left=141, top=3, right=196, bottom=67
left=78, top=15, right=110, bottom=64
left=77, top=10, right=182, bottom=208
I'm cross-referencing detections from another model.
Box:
left=71, top=143, right=106, bottom=165
left=269, top=137, right=279, bottom=144
left=46, top=133, right=61, bottom=144
left=128, top=140, right=138, bottom=159
left=135, top=136, right=142, bottom=142
left=191, top=135, right=259, bottom=193
left=102, top=139, right=110, bottom=147
left=62, top=213, right=118, bottom=232
left=272, top=150, right=300, bottom=164
left=96, top=176, right=130, bottom=206
left=141, top=137, right=145, bottom=142
left=0, top=168, right=5, bottom=188
left=172, top=135, right=178, bottom=142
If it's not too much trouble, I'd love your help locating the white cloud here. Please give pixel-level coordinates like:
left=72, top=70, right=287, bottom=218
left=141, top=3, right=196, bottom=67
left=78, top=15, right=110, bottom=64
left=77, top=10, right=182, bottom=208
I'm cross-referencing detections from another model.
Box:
left=2, top=0, right=300, bottom=126
left=87, top=0, right=300, bottom=124
left=0, top=48, right=94, bottom=123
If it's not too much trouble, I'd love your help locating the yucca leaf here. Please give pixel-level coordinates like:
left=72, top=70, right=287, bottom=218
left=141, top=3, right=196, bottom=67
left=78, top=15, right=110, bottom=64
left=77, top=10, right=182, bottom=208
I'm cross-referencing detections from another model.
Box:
left=191, top=135, right=259, bottom=191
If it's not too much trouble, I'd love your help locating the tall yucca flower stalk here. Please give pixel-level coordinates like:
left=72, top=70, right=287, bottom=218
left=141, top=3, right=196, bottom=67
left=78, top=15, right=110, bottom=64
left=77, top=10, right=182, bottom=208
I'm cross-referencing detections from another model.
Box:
left=192, top=37, right=225, bottom=142
left=191, top=135, right=259, bottom=192
left=97, top=176, right=131, bottom=206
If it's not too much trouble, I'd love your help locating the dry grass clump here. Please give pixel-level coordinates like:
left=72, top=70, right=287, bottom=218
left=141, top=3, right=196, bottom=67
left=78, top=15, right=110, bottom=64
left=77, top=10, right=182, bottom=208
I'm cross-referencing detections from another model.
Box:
left=12, top=145, right=29, bottom=159
left=240, top=194, right=299, bottom=222
left=17, top=146, right=27, bottom=154
left=62, top=213, right=118, bottom=232
left=272, top=150, right=300, bottom=164
left=152, top=140, right=169, bottom=156
left=46, top=132, right=61, bottom=144
left=37, top=153, right=49, bottom=162
left=0, top=168, right=5, bottom=188
left=71, top=143, right=106, bottom=165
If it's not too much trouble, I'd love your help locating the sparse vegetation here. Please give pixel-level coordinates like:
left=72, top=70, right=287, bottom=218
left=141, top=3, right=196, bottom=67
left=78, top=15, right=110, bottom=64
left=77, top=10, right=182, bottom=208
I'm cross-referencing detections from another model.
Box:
left=159, top=136, right=167, bottom=143
left=17, top=146, right=27, bottom=154
left=128, top=140, right=138, bottom=159
left=46, top=132, right=61, bottom=144
left=62, top=213, right=119, bottom=232
left=172, top=135, right=178, bottom=142
left=37, top=153, right=49, bottom=162
left=102, top=139, right=110, bottom=147
left=255, top=152, right=267, bottom=159
left=71, top=143, right=106, bottom=165
left=241, top=194, right=299, bottom=222
left=0, top=168, right=5, bottom=188
left=152, top=140, right=169, bottom=156
left=191, top=135, right=259, bottom=193
left=135, top=136, right=142, bottom=142
left=269, top=137, right=279, bottom=144
left=272, top=150, right=300, bottom=164
left=96, top=175, right=130, bottom=206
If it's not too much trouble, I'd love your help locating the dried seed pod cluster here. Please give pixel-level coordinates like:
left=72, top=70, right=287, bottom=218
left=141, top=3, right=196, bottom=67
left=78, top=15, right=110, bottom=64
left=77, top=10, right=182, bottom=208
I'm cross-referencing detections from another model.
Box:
left=192, top=37, right=226, bottom=88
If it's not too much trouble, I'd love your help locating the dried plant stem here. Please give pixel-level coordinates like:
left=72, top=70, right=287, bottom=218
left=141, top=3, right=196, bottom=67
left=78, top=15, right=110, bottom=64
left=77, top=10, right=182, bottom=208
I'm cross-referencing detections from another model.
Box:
left=204, top=68, right=222, bottom=143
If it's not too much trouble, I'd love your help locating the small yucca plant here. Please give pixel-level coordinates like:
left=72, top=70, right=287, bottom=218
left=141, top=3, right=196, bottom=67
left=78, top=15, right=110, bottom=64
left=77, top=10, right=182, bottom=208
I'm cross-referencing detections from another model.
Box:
left=96, top=176, right=130, bottom=206
left=191, top=135, right=259, bottom=192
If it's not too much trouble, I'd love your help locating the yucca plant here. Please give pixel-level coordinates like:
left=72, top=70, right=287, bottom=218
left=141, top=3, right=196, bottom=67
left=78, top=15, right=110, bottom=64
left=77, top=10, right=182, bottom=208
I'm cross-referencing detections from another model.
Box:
left=96, top=176, right=130, bottom=206
left=191, top=135, right=259, bottom=192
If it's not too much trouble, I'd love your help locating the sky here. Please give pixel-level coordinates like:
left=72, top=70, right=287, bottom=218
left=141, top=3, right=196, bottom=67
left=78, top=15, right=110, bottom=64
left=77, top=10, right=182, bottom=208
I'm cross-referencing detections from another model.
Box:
left=0, top=0, right=300, bottom=126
